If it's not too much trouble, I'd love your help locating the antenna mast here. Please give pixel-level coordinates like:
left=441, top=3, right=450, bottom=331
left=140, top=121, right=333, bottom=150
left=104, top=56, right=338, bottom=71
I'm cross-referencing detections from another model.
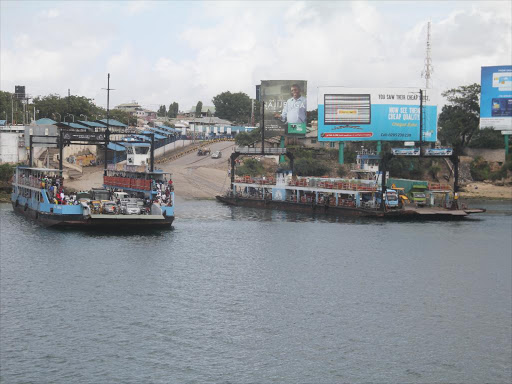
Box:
left=421, top=21, right=433, bottom=89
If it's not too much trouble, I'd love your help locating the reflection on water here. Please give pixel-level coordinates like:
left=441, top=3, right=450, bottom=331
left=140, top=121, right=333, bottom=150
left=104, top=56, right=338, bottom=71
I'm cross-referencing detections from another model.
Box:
left=1, top=201, right=511, bottom=384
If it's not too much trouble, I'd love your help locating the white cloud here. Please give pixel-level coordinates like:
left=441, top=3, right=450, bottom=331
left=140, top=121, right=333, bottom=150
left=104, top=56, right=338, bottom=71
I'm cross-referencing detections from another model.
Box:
left=1, top=1, right=511, bottom=112
left=125, top=1, right=152, bottom=15
left=39, top=8, right=60, bottom=18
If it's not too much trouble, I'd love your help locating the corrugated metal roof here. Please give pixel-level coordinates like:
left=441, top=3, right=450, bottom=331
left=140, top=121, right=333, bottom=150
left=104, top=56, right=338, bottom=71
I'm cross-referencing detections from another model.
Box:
left=107, top=143, right=127, bottom=151
left=35, top=118, right=57, bottom=125
left=97, top=119, right=127, bottom=127
left=155, top=125, right=178, bottom=133
left=141, top=131, right=166, bottom=140
left=58, top=122, right=89, bottom=129
left=123, top=141, right=150, bottom=147
left=77, top=120, right=107, bottom=128
left=148, top=127, right=173, bottom=135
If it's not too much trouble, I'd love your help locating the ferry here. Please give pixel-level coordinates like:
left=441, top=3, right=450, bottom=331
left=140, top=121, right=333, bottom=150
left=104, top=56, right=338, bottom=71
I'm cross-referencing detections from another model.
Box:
left=216, top=171, right=485, bottom=220
left=11, top=165, right=174, bottom=228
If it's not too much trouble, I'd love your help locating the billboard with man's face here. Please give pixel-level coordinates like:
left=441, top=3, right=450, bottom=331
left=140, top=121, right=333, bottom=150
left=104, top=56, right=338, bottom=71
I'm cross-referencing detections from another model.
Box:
left=260, top=80, right=307, bottom=136
left=317, top=87, right=437, bottom=142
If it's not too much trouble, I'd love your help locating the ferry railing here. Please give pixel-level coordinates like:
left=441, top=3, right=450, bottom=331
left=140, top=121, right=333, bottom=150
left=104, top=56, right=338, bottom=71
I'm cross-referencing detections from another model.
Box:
left=235, top=146, right=287, bottom=155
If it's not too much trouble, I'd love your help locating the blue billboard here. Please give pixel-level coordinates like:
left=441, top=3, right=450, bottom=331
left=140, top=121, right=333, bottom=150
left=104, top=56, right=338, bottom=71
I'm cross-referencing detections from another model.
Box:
left=480, top=65, right=512, bottom=131
left=318, top=87, right=437, bottom=142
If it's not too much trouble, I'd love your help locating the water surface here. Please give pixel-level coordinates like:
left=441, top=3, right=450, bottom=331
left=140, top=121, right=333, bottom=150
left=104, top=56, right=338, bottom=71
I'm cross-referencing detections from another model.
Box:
left=1, top=200, right=511, bottom=383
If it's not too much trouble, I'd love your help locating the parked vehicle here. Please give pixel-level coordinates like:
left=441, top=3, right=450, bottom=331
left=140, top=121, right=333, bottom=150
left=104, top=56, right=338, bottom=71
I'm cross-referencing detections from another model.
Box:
left=91, top=200, right=102, bottom=214
left=114, top=191, right=129, bottom=201
left=102, top=201, right=117, bottom=214
left=122, top=203, right=140, bottom=215
left=409, top=184, right=428, bottom=206
left=376, top=189, right=399, bottom=208
left=211, top=151, right=222, bottom=159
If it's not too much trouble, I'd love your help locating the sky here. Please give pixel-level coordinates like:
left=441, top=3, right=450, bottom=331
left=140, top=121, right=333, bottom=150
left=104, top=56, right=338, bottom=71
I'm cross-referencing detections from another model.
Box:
left=1, top=0, right=511, bottom=112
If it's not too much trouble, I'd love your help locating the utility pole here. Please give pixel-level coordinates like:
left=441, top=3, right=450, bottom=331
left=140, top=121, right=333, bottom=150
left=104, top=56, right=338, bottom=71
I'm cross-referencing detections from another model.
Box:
left=251, top=99, right=255, bottom=126
left=261, top=101, right=265, bottom=155
left=102, top=74, right=115, bottom=170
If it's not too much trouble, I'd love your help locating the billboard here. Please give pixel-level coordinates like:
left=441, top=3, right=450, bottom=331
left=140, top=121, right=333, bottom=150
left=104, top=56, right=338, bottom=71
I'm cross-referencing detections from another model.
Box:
left=260, top=80, right=307, bottom=136
left=480, top=65, right=512, bottom=131
left=318, top=87, right=437, bottom=142
left=14, top=85, right=25, bottom=100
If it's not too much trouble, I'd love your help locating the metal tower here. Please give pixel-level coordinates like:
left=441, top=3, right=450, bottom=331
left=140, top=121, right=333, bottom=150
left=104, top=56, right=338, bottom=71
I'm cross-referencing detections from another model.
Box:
left=421, top=21, right=434, bottom=89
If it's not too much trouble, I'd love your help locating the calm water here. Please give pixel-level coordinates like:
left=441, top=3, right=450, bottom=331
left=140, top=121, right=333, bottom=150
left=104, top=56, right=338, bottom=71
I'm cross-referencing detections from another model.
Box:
left=1, top=199, right=511, bottom=383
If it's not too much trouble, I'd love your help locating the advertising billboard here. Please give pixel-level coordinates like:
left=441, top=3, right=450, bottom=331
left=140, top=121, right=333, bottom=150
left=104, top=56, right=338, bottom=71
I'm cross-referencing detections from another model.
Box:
left=260, top=80, right=307, bottom=136
left=318, top=87, right=437, bottom=142
left=480, top=65, right=512, bottom=131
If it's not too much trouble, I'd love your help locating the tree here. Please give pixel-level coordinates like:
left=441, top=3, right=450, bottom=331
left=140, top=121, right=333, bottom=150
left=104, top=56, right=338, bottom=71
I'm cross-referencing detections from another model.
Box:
left=294, top=158, right=330, bottom=176
left=438, top=84, right=480, bottom=155
left=234, top=128, right=261, bottom=146
left=157, top=105, right=167, bottom=117
left=195, top=101, right=203, bottom=117
left=235, top=158, right=265, bottom=176
left=167, top=102, right=179, bottom=118
left=307, top=108, right=318, bottom=125
left=468, top=128, right=504, bottom=149
left=212, top=91, right=252, bottom=124
left=32, top=94, right=103, bottom=122
left=0, top=91, right=24, bottom=124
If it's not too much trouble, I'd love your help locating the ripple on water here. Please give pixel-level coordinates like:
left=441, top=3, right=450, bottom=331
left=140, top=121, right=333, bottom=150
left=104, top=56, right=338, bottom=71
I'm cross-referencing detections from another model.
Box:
left=1, top=201, right=511, bottom=383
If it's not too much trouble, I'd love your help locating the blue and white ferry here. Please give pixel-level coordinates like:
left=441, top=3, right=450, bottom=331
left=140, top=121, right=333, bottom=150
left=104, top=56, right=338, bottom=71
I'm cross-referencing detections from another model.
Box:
left=11, top=166, right=174, bottom=228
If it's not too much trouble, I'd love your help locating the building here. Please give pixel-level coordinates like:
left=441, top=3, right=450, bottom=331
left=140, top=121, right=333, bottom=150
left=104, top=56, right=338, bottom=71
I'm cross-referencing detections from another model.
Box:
left=184, top=105, right=216, bottom=117
left=115, top=102, right=157, bottom=123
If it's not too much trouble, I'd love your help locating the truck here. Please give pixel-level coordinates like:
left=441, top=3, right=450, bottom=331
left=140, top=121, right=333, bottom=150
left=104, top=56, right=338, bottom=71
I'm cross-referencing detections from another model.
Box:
left=409, top=184, right=428, bottom=207
left=376, top=189, right=400, bottom=209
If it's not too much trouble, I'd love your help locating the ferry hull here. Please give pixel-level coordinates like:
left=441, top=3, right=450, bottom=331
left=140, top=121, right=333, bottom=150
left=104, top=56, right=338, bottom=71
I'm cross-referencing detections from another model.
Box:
left=215, top=196, right=484, bottom=220
left=216, top=195, right=390, bottom=217
left=12, top=202, right=174, bottom=228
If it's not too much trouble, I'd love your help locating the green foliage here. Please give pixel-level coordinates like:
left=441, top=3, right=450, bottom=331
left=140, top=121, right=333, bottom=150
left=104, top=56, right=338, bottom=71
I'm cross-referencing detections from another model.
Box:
left=195, top=101, right=203, bottom=118
left=234, top=128, right=261, bottom=146
left=307, top=108, right=318, bottom=125
left=236, top=158, right=265, bottom=176
left=438, top=83, right=480, bottom=154
left=157, top=105, right=167, bottom=117
left=212, top=91, right=252, bottom=124
left=490, top=157, right=512, bottom=180
left=428, top=163, right=442, bottom=180
left=0, top=91, right=24, bottom=124
left=294, top=158, right=330, bottom=176
left=0, top=163, right=16, bottom=181
left=470, top=156, right=490, bottom=181
left=468, top=128, right=504, bottom=149
left=387, top=157, right=424, bottom=179
left=167, top=102, right=179, bottom=118
left=336, top=165, right=347, bottom=178
left=33, top=94, right=104, bottom=122
left=107, top=109, right=133, bottom=126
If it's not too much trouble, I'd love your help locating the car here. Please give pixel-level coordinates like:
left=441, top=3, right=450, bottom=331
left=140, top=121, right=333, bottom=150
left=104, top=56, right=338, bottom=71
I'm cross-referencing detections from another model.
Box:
left=121, top=203, right=140, bottom=215
left=211, top=151, right=222, bottom=159
left=102, top=201, right=117, bottom=214
left=90, top=200, right=102, bottom=214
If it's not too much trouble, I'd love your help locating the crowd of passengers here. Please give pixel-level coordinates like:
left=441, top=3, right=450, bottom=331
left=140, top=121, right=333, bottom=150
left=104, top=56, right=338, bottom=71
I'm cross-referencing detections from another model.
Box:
left=17, top=173, right=78, bottom=205
left=152, top=179, right=173, bottom=206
